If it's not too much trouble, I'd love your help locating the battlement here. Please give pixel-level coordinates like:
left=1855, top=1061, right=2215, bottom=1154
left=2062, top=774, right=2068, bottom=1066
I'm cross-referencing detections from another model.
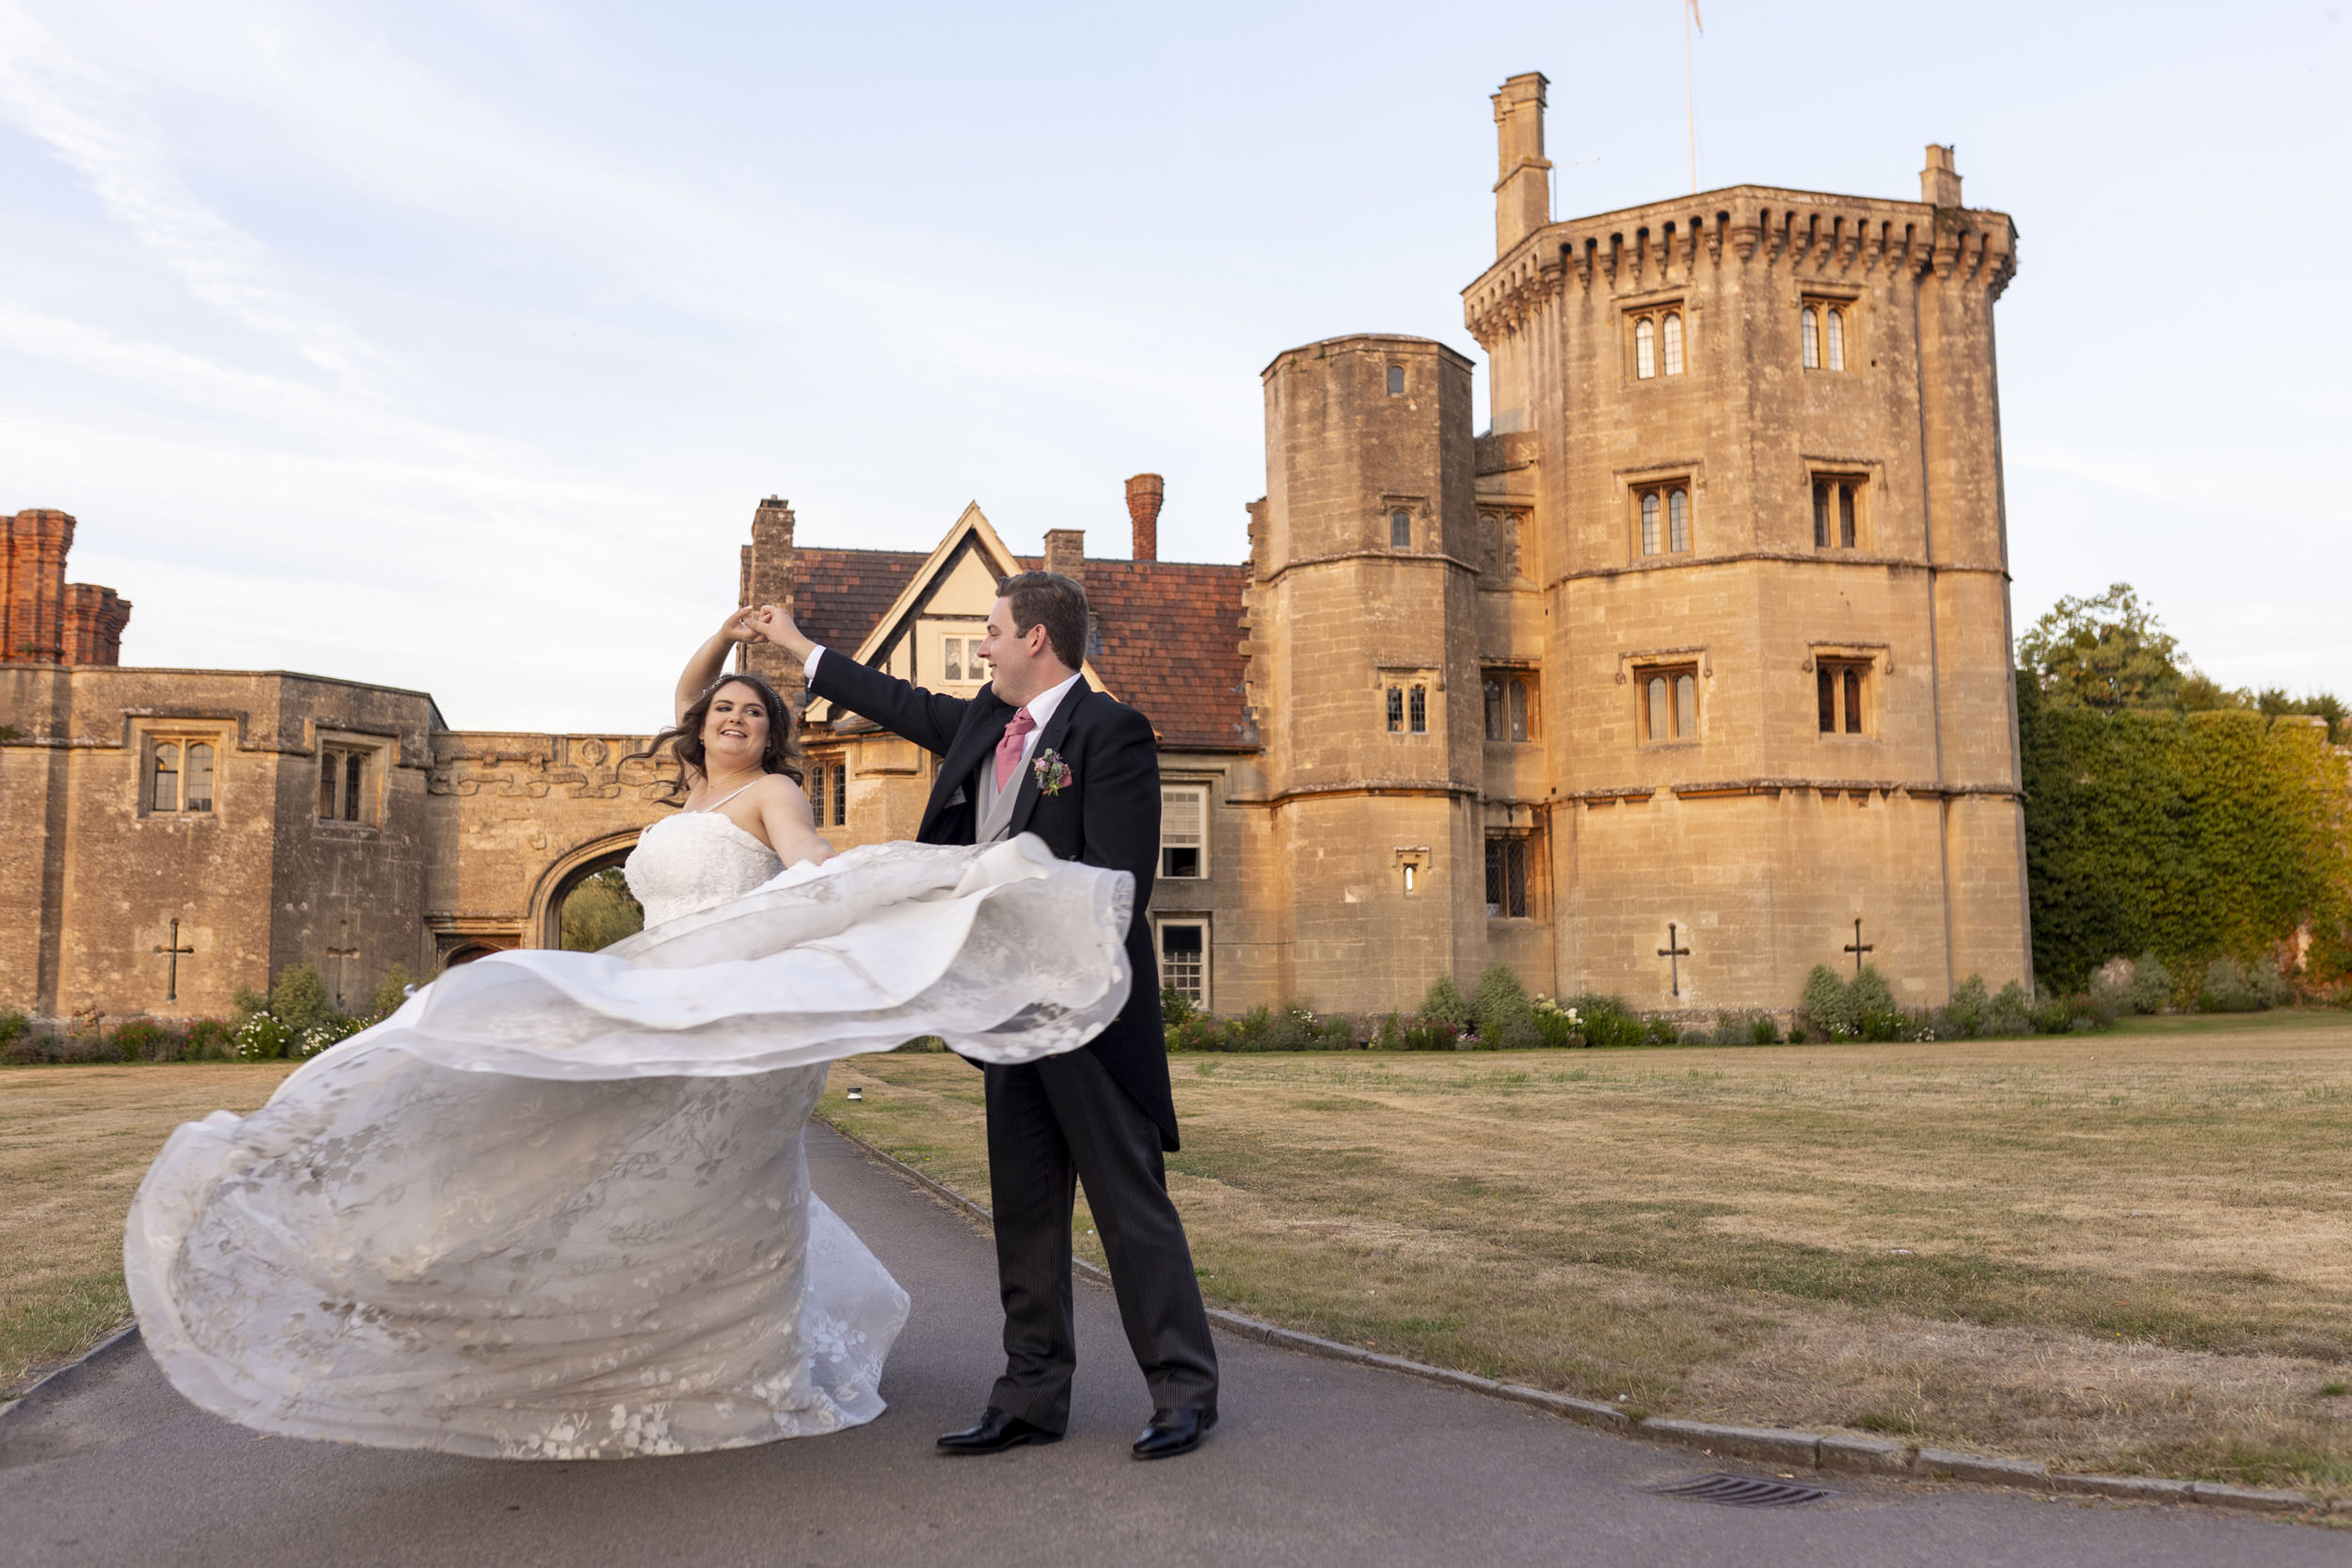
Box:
left=1464, top=178, right=2017, bottom=348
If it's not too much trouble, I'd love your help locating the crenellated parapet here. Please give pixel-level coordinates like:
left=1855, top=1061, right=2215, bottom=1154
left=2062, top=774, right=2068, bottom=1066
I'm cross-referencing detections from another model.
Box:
left=1464, top=182, right=2018, bottom=347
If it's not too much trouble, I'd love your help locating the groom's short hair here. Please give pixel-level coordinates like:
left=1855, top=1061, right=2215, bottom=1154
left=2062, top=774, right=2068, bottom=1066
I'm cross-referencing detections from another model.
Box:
left=996, top=571, right=1089, bottom=670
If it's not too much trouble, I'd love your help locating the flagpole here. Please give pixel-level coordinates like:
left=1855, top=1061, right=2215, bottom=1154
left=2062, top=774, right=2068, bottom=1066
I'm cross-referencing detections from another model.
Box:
left=1683, top=0, right=1699, bottom=194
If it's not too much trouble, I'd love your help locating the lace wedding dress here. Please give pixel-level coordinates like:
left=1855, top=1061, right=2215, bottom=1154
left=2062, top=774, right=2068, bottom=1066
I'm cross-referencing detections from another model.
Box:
left=125, top=820, right=1133, bottom=1459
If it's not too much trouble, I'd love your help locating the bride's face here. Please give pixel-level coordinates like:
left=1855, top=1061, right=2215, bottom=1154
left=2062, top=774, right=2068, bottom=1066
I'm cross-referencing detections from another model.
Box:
left=702, top=682, right=770, bottom=771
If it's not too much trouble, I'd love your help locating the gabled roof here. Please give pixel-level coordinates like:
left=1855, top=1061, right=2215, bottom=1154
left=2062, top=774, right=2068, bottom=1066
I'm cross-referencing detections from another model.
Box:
left=792, top=548, right=926, bottom=655
left=790, top=510, right=1254, bottom=752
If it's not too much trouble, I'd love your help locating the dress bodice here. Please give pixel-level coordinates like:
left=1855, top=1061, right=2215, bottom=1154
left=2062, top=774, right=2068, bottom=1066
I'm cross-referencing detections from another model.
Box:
left=625, top=811, right=783, bottom=928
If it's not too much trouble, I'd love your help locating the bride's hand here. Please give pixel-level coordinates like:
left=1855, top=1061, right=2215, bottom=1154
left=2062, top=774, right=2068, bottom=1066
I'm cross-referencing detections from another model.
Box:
left=719, top=607, right=765, bottom=645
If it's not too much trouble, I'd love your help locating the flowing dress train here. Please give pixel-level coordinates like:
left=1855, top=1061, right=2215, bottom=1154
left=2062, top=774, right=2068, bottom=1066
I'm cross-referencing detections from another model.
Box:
left=124, top=823, right=1132, bottom=1459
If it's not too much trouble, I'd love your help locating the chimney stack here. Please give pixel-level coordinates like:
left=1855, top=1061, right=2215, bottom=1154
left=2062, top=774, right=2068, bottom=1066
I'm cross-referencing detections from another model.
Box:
left=1043, top=529, right=1086, bottom=585
left=1125, top=473, right=1163, bottom=562
left=1491, top=72, right=1551, bottom=257
left=1921, top=144, right=1963, bottom=208
left=739, top=496, right=800, bottom=689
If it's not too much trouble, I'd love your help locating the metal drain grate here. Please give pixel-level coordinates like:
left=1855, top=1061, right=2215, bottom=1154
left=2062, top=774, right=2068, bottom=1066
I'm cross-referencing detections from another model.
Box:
left=1646, top=1472, right=1838, bottom=1509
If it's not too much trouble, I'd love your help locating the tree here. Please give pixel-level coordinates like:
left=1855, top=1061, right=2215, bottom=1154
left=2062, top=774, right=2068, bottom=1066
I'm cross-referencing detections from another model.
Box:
left=563, top=867, right=644, bottom=952
left=2015, top=583, right=2195, bottom=714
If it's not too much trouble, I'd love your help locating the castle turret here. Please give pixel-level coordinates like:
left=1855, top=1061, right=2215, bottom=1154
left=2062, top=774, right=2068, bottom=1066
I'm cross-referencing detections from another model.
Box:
left=1242, top=335, right=1484, bottom=1008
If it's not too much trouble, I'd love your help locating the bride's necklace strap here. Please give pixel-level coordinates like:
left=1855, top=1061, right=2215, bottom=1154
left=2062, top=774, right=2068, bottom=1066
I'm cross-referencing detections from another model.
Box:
left=694, top=778, right=762, bottom=815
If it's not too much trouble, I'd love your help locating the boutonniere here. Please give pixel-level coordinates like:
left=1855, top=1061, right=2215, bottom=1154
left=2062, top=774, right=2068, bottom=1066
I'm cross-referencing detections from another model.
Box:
left=1032, top=748, right=1073, bottom=796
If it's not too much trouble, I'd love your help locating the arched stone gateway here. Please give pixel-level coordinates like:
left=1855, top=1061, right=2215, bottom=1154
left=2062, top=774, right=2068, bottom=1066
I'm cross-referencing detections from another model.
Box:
left=423, top=731, right=668, bottom=970
left=531, top=831, right=644, bottom=950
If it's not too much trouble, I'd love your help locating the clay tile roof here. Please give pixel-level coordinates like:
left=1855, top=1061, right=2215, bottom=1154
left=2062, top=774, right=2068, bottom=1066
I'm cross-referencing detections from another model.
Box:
left=1025, top=557, right=1253, bottom=752
left=793, top=544, right=1254, bottom=752
left=791, top=548, right=928, bottom=655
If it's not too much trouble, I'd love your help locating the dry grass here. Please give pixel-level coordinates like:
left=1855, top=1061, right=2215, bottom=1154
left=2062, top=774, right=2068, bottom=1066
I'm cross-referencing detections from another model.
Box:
left=826, top=1019, right=2352, bottom=1493
left=12, top=1028, right=2349, bottom=1493
left=0, top=1064, right=295, bottom=1397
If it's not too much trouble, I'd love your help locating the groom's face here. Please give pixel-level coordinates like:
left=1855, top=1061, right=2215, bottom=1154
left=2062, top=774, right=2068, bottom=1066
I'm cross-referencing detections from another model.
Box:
left=977, top=596, right=1048, bottom=702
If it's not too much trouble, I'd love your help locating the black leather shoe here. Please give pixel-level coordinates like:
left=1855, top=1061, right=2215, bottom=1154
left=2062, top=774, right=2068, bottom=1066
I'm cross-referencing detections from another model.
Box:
left=937, top=1407, right=1062, bottom=1455
left=1131, top=1407, right=1216, bottom=1460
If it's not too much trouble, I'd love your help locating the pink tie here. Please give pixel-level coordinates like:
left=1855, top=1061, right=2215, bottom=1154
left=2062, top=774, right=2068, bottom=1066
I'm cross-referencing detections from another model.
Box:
left=993, top=708, right=1037, bottom=791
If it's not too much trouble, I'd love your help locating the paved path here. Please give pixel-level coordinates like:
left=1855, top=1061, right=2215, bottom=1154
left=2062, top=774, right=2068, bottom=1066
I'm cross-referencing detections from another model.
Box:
left=0, top=1126, right=2332, bottom=1567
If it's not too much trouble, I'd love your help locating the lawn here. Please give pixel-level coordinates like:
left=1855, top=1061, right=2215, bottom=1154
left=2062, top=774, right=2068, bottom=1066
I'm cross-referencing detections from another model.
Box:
left=0, top=1064, right=296, bottom=1399
left=10, top=1022, right=2350, bottom=1495
left=827, top=1017, right=2352, bottom=1493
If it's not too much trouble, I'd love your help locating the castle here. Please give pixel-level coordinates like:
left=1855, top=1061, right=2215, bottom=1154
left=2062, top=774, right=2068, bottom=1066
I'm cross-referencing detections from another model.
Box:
left=0, top=72, right=2030, bottom=1025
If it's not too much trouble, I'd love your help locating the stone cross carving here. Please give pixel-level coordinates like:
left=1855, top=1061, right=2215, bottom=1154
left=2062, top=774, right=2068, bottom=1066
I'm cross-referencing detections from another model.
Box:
left=1658, top=922, right=1692, bottom=998
left=326, top=923, right=361, bottom=1007
left=1844, top=917, right=1874, bottom=977
left=153, top=919, right=195, bottom=1004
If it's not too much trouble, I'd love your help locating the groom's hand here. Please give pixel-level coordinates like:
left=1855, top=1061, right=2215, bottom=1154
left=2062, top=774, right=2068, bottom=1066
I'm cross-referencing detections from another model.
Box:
left=754, top=604, right=818, bottom=664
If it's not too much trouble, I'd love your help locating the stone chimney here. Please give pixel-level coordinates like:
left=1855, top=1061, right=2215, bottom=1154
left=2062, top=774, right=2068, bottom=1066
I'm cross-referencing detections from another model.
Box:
left=1042, top=529, right=1085, bottom=585
left=1125, top=473, right=1163, bottom=562
left=739, top=496, right=800, bottom=691
left=1492, top=72, right=1551, bottom=257
left=1921, top=144, right=1963, bottom=208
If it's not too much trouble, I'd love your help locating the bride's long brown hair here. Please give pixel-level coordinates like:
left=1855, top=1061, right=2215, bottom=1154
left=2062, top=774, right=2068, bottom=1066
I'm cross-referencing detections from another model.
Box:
left=628, top=670, right=805, bottom=806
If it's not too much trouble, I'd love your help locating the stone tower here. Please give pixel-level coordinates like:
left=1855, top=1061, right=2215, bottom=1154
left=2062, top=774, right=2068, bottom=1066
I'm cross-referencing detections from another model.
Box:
left=1241, top=336, right=1485, bottom=1011
left=1460, top=80, right=2029, bottom=1011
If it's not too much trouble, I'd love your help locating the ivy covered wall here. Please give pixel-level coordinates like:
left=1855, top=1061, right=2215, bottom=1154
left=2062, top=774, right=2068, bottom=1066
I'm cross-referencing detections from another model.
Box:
left=2019, top=685, right=2352, bottom=993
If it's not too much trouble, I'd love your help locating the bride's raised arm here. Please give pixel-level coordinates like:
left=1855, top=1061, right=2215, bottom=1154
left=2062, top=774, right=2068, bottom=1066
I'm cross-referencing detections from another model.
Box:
left=677, top=608, right=765, bottom=724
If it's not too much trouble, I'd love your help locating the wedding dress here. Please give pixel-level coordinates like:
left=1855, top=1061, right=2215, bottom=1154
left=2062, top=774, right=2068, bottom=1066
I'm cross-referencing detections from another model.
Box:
left=124, top=818, right=1133, bottom=1459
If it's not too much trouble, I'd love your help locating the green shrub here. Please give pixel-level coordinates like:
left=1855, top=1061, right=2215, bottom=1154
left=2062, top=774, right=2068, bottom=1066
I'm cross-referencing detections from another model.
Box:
left=1166, top=1014, right=1223, bottom=1053
left=1987, top=980, right=2034, bottom=1036
left=1751, top=1014, right=1782, bottom=1045
left=1941, top=975, right=1989, bottom=1037
left=1471, top=964, right=1539, bottom=1050
left=1560, top=994, right=1645, bottom=1051
left=1419, top=976, right=1472, bottom=1031
left=1160, top=986, right=1198, bottom=1027
left=184, top=1018, right=237, bottom=1060
left=2197, top=958, right=2258, bottom=1013
left=1644, top=1015, right=1682, bottom=1046
left=0, top=1009, right=28, bottom=1046
left=1851, top=965, right=1906, bottom=1041
left=893, top=1035, right=948, bottom=1053
left=1401, top=1017, right=1462, bottom=1052
left=1530, top=996, right=1582, bottom=1048
left=269, top=965, right=338, bottom=1036
left=1801, top=964, right=1858, bottom=1038
left=2031, top=995, right=2078, bottom=1034
left=110, top=1018, right=181, bottom=1061
left=234, top=1012, right=295, bottom=1061
left=367, top=966, right=416, bottom=1022
left=2127, top=951, right=2173, bottom=1013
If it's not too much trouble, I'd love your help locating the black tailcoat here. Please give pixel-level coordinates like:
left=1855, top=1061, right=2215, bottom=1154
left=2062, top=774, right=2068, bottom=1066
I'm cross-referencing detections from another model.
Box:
left=808, top=657, right=1177, bottom=1150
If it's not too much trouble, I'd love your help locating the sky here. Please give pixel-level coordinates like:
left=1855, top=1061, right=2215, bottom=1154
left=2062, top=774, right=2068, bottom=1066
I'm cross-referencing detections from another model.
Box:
left=2, top=0, right=2345, bottom=732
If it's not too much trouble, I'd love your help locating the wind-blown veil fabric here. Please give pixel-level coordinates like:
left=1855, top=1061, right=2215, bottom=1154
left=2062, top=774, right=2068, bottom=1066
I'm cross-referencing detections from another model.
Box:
left=124, top=830, right=1133, bottom=1458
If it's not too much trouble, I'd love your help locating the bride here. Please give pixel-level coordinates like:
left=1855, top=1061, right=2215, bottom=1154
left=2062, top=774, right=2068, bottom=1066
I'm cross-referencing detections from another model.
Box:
left=124, top=610, right=1136, bottom=1460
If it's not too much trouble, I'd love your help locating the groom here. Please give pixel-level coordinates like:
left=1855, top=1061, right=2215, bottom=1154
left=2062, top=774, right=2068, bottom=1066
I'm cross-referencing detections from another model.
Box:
left=755, top=572, right=1220, bottom=1459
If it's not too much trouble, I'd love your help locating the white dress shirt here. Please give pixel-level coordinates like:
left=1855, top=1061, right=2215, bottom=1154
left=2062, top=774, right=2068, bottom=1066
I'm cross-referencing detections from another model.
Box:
left=803, top=646, right=1080, bottom=828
